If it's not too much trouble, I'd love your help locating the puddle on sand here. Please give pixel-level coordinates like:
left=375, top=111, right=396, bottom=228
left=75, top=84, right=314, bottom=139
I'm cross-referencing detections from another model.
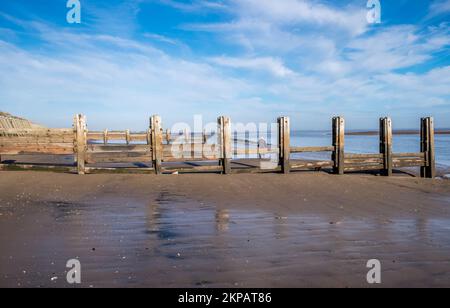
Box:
left=1, top=193, right=450, bottom=288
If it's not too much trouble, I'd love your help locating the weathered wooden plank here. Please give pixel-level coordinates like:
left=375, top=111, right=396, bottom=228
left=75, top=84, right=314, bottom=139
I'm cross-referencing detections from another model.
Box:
left=0, top=144, right=74, bottom=155
left=0, top=163, right=76, bottom=173
left=86, top=132, right=104, bottom=140
left=344, top=158, right=383, bottom=164
left=344, top=163, right=383, bottom=168
left=0, top=135, right=73, bottom=142
left=0, top=128, right=73, bottom=135
left=87, top=144, right=151, bottom=153
left=392, top=152, right=425, bottom=158
left=106, top=132, right=127, bottom=140
left=162, top=165, right=222, bottom=173
left=162, top=157, right=219, bottom=163
left=0, top=129, right=73, bottom=136
left=344, top=165, right=384, bottom=172
left=230, top=148, right=278, bottom=155
left=290, top=146, right=334, bottom=153
left=86, top=152, right=152, bottom=163
left=85, top=167, right=155, bottom=174
left=393, top=158, right=425, bottom=164
left=0, top=137, right=74, bottom=144
left=393, top=161, right=426, bottom=168
left=163, top=151, right=218, bottom=160
left=291, top=160, right=333, bottom=169
left=88, top=130, right=149, bottom=142
left=231, top=166, right=281, bottom=174
left=129, top=133, right=148, bottom=142
left=345, top=153, right=383, bottom=159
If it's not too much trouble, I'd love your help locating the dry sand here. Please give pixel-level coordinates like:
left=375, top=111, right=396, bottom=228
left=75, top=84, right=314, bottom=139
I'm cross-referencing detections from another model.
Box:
left=0, top=170, right=450, bottom=288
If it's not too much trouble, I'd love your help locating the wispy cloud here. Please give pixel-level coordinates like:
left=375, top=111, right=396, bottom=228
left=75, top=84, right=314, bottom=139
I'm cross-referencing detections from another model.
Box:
left=427, top=0, right=450, bottom=18
left=0, top=21, right=255, bottom=128
left=157, top=0, right=228, bottom=12
left=209, top=56, right=294, bottom=77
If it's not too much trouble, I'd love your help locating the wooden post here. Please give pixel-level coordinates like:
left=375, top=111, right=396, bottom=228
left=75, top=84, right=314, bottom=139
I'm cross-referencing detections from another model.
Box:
left=166, top=129, right=171, bottom=145
left=234, top=130, right=238, bottom=157
left=278, top=117, right=290, bottom=174
left=125, top=129, right=130, bottom=145
left=103, top=129, right=108, bottom=145
left=332, top=116, right=345, bottom=175
left=218, top=116, right=231, bottom=174
left=146, top=128, right=151, bottom=145
left=74, top=114, right=87, bottom=175
left=202, top=129, right=207, bottom=160
left=150, top=115, right=163, bottom=174
left=421, top=117, right=435, bottom=179
left=380, top=117, right=393, bottom=176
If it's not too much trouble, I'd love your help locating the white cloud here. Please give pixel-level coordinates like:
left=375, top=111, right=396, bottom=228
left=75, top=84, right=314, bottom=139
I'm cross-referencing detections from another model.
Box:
left=144, top=33, right=179, bottom=45
left=158, top=0, right=228, bottom=12
left=0, top=26, right=257, bottom=128
left=209, top=56, right=294, bottom=77
left=344, top=25, right=447, bottom=73
left=428, top=0, right=450, bottom=18
left=232, top=0, right=367, bottom=35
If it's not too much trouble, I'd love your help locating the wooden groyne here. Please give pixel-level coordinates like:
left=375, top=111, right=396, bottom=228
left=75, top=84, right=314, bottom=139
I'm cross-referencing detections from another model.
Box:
left=0, top=114, right=436, bottom=178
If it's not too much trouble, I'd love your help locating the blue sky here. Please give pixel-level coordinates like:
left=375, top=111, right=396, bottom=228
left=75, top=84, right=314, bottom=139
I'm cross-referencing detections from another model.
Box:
left=0, top=0, right=449, bottom=130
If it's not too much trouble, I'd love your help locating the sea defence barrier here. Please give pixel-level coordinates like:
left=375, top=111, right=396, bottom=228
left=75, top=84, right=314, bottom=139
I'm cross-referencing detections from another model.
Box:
left=0, top=115, right=435, bottom=178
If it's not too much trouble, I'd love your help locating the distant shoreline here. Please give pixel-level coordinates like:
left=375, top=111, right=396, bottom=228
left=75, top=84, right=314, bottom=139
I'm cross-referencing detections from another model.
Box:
left=346, top=129, right=450, bottom=136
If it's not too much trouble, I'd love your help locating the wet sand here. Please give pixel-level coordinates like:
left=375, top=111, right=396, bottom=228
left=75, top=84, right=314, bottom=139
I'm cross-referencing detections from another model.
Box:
left=0, top=171, right=450, bottom=288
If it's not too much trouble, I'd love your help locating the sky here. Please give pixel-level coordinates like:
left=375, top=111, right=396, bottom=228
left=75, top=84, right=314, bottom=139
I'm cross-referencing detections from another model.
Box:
left=0, top=0, right=449, bottom=130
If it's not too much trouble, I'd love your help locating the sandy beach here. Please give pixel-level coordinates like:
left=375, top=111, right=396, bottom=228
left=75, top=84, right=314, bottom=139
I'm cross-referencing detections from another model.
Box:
left=0, top=170, right=449, bottom=288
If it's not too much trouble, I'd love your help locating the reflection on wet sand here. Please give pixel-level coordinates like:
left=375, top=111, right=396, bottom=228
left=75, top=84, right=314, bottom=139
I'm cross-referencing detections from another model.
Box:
left=1, top=193, right=450, bottom=288
left=215, top=210, right=230, bottom=232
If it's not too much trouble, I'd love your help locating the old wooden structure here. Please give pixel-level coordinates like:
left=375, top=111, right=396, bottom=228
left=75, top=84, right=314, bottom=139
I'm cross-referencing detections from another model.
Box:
left=0, top=115, right=436, bottom=178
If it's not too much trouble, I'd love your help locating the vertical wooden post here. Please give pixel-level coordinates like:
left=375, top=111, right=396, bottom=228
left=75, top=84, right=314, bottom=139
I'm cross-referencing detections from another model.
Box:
left=146, top=128, right=151, bottom=146
left=380, top=117, right=393, bottom=176
left=150, top=115, right=163, bottom=174
left=245, top=130, right=250, bottom=159
left=74, top=114, right=87, bottom=175
left=218, top=116, right=231, bottom=174
left=278, top=117, right=290, bottom=174
left=332, top=116, right=345, bottom=175
left=257, top=128, right=261, bottom=159
left=234, top=130, right=238, bottom=157
left=166, top=129, right=171, bottom=145
left=202, top=129, right=207, bottom=160
left=125, top=129, right=130, bottom=145
left=103, top=129, right=108, bottom=145
left=421, top=117, right=435, bottom=179
left=190, top=131, right=194, bottom=159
